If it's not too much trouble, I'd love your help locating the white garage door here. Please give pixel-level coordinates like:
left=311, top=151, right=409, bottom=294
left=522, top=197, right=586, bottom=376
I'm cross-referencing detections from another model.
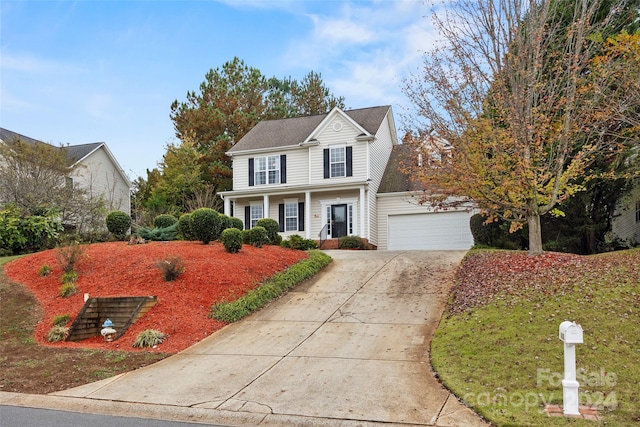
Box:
left=388, top=211, right=474, bottom=250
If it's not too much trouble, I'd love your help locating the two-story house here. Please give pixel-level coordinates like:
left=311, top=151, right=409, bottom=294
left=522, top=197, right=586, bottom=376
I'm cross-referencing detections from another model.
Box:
left=220, top=105, right=476, bottom=250
left=0, top=128, right=132, bottom=227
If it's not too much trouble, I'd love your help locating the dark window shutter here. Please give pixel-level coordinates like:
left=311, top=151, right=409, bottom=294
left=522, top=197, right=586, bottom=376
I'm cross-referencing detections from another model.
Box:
left=248, top=158, right=254, bottom=187
left=298, top=202, right=305, bottom=231
left=280, top=155, right=286, bottom=184
left=323, top=149, right=330, bottom=178
left=244, top=206, right=250, bottom=230
left=278, top=204, right=285, bottom=232
left=346, top=146, right=353, bottom=177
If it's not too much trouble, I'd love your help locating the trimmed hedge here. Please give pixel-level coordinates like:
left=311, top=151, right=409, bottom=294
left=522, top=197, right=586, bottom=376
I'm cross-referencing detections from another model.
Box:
left=256, top=218, right=281, bottom=245
left=153, top=214, right=177, bottom=229
left=243, top=226, right=267, bottom=248
left=105, top=210, right=131, bottom=239
left=221, top=228, right=243, bottom=253
left=229, top=217, right=244, bottom=230
left=281, top=234, right=318, bottom=250
left=191, top=208, right=222, bottom=244
left=177, top=213, right=195, bottom=240
left=338, top=235, right=364, bottom=249
left=210, top=250, right=332, bottom=323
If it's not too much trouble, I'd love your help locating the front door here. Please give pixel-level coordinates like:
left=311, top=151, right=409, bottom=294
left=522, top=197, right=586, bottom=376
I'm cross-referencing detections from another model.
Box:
left=331, top=204, right=347, bottom=238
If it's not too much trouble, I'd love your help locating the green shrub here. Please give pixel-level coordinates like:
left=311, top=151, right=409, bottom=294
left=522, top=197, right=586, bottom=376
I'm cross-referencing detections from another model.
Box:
left=211, top=250, right=332, bottom=322
left=134, top=223, right=178, bottom=241
left=221, top=228, right=243, bottom=253
left=52, top=314, right=70, bottom=326
left=338, top=235, right=364, bottom=249
left=153, top=214, right=177, bottom=229
left=190, top=208, right=222, bottom=244
left=60, top=282, right=77, bottom=298
left=219, top=214, right=232, bottom=232
left=47, top=325, right=69, bottom=342
left=281, top=234, right=318, bottom=250
left=61, top=270, right=78, bottom=284
left=56, top=238, right=85, bottom=273
left=229, top=217, right=244, bottom=230
left=132, top=329, right=166, bottom=348
left=0, top=205, right=62, bottom=254
left=244, top=226, right=267, bottom=248
left=177, top=213, right=195, bottom=240
left=105, top=210, right=131, bottom=239
left=256, top=218, right=281, bottom=244
left=156, top=256, right=185, bottom=281
left=38, top=264, right=52, bottom=276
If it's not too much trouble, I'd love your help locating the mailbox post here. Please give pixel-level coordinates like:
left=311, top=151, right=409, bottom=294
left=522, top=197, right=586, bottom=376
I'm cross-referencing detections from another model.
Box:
left=559, top=321, right=584, bottom=415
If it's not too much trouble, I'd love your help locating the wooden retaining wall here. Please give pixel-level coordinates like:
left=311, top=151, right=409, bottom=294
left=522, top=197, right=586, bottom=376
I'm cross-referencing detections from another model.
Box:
left=66, top=296, right=157, bottom=342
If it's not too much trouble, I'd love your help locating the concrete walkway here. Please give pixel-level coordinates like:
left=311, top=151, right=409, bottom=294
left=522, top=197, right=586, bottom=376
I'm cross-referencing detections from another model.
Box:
left=1, top=250, right=487, bottom=427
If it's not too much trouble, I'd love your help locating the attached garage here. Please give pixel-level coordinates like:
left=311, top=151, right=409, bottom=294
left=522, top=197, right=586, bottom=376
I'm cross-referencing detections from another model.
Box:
left=387, top=211, right=474, bottom=251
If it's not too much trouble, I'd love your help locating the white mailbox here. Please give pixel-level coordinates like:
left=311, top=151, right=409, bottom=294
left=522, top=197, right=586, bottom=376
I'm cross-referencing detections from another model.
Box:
left=559, top=321, right=583, bottom=344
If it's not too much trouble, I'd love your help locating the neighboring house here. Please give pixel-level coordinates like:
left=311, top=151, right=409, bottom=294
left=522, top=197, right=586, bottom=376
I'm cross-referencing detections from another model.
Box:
left=219, top=106, right=476, bottom=250
left=0, top=128, right=132, bottom=220
left=611, top=182, right=640, bottom=246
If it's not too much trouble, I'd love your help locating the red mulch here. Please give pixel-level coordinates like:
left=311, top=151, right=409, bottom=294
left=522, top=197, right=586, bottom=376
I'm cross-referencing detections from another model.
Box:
left=4, top=241, right=308, bottom=354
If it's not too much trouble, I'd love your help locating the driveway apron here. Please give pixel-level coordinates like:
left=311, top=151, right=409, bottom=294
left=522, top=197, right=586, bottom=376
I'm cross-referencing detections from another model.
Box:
left=43, top=250, right=487, bottom=426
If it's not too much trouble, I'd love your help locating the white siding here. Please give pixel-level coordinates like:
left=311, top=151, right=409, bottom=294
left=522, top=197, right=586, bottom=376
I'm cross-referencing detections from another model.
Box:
left=72, top=147, right=131, bottom=214
left=367, top=111, right=394, bottom=246
left=231, top=149, right=308, bottom=191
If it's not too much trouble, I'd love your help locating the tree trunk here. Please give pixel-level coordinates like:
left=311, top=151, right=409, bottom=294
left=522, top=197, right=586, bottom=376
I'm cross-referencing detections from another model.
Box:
left=527, top=212, right=544, bottom=255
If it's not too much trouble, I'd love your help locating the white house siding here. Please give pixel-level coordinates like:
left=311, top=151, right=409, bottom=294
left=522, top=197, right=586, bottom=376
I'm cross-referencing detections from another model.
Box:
left=612, top=185, right=640, bottom=245
left=72, top=147, right=131, bottom=214
left=231, top=148, right=308, bottom=191
left=376, top=192, right=475, bottom=250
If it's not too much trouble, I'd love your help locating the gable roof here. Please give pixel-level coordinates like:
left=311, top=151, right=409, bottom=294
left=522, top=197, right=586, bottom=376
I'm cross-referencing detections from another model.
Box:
left=64, top=143, right=104, bottom=164
left=227, top=105, right=391, bottom=154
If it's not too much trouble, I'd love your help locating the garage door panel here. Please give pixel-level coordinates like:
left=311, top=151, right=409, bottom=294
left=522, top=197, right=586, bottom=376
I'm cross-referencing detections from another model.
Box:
left=388, top=212, right=473, bottom=250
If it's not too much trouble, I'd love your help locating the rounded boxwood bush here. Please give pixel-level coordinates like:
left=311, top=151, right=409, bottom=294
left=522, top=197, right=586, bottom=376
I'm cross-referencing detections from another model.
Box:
left=221, top=228, right=243, bottom=253
left=177, top=213, right=195, bottom=240
left=154, top=214, right=177, bottom=229
left=105, top=210, right=131, bottom=239
left=256, top=218, right=281, bottom=244
left=190, top=208, right=222, bottom=244
left=229, top=217, right=244, bottom=230
left=244, top=226, right=267, bottom=248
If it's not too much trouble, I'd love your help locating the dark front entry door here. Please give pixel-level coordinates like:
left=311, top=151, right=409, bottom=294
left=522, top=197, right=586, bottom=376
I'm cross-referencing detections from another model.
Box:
left=331, top=204, right=347, bottom=238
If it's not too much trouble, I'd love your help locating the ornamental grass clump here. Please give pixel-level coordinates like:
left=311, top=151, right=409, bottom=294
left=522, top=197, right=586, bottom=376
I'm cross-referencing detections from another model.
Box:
left=52, top=314, right=70, bottom=326
left=38, top=264, right=51, bottom=276
left=156, top=256, right=185, bottom=281
left=47, top=325, right=69, bottom=343
left=132, top=329, right=166, bottom=348
left=59, top=283, right=77, bottom=298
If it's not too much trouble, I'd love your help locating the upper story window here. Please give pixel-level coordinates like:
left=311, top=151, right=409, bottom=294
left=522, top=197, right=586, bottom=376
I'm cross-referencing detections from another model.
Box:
left=249, top=155, right=286, bottom=187
left=323, top=146, right=352, bottom=179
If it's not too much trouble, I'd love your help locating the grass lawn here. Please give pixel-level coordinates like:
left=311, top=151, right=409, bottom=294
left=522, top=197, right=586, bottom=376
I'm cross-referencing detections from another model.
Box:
left=431, top=248, right=639, bottom=427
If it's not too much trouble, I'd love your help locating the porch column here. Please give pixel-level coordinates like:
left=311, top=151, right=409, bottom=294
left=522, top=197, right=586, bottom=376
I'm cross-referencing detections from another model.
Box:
left=223, top=196, right=231, bottom=217
left=305, top=191, right=311, bottom=239
left=360, top=186, right=366, bottom=238
left=263, top=194, right=270, bottom=219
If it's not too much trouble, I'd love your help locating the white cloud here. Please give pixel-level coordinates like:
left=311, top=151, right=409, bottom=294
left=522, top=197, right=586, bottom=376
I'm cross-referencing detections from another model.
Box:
left=0, top=52, right=84, bottom=74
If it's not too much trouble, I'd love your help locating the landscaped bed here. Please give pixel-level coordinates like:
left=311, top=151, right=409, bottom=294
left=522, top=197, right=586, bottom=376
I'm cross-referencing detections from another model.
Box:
left=3, top=241, right=309, bottom=354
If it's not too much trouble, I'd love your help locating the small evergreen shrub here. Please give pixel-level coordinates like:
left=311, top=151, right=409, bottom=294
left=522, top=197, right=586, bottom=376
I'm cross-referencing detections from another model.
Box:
left=61, top=270, right=78, bottom=284
left=219, top=214, right=232, bottom=232
left=60, top=283, right=77, bottom=297
left=229, top=217, right=244, bottom=230
left=52, top=314, right=70, bottom=326
left=256, top=218, right=281, bottom=245
left=190, top=208, right=222, bottom=244
left=339, top=235, right=364, bottom=249
left=132, top=329, right=166, bottom=348
left=221, top=228, right=243, bottom=253
left=281, top=234, right=318, bottom=250
left=135, top=223, right=178, bottom=241
left=153, top=214, right=177, bottom=229
left=156, top=256, right=185, bottom=281
left=38, top=264, right=52, bottom=276
left=244, top=226, right=267, bottom=248
left=105, top=210, right=131, bottom=239
left=177, top=213, right=195, bottom=240
left=47, top=325, right=69, bottom=342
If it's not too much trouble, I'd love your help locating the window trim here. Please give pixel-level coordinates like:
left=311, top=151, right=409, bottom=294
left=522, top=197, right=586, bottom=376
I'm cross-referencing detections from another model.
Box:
left=329, top=145, right=346, bottom=178
left=250, top=203, right=263, bottom=229
left=284, top=199, right=298, bottom=232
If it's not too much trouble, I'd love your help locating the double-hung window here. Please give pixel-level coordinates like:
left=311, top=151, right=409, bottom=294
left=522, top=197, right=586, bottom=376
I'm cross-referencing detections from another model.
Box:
left=255, top=156, right=280, bottom=185
left=284, top=202, right=298, bottom=232
left=330, top=146, right=346, bottom=178
left=250, top=204, right=263, bottom=229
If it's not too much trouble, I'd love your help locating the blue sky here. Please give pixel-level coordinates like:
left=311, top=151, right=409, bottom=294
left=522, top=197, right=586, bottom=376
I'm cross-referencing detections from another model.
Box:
left=1, top=0, right=438, bottom=180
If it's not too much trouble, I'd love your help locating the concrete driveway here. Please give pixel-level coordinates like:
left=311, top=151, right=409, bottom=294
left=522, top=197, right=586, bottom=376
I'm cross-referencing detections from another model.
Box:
left=2, top=250, right=487, bottom=427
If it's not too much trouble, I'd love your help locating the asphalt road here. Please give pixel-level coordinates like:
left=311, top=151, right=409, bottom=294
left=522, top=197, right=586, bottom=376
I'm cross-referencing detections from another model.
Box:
left=0, top=405, right=227, bottom=427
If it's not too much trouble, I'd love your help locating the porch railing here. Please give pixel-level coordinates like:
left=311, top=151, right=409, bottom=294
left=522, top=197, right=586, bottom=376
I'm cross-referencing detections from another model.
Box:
left=318, top=223, right=329, bottom=249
